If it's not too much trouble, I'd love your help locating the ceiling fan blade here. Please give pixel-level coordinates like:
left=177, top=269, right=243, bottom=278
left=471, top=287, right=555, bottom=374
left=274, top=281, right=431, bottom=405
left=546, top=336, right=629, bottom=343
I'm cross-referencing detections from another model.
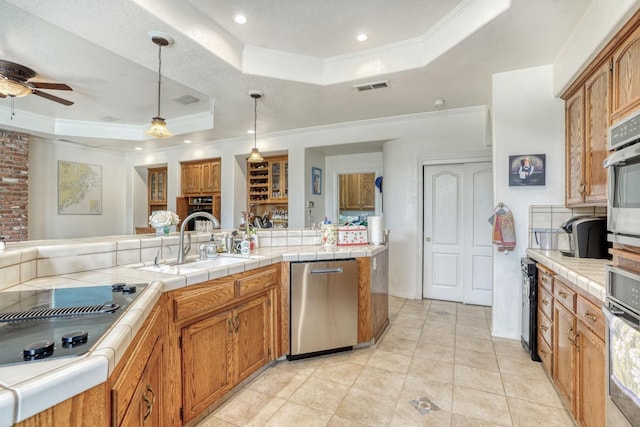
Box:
left=30, top=82, right=72, bottom=91
left=0, top=93, right=5, bottom=98
left=32, top=89, right=74, bottom=106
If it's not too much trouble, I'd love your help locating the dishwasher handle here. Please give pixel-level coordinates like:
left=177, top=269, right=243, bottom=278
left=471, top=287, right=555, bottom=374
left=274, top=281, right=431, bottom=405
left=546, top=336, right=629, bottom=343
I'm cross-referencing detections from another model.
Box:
left=310, top=267, right=344, bottom=275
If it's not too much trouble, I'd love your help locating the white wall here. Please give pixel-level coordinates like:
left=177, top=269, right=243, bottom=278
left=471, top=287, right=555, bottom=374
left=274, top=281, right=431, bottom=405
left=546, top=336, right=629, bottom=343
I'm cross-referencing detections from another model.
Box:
left=382, top=107, right=491, bottom=298
left=304, top=148, right=327, bottom=227
left=491, top=65, right=565, bottom=339
left=29, top=137, right=126, bottom=239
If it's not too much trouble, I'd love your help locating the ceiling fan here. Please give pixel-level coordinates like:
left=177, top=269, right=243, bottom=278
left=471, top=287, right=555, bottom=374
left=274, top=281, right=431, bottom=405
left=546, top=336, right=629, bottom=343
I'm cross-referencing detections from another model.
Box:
left=0, top=60, right=73, bottom=106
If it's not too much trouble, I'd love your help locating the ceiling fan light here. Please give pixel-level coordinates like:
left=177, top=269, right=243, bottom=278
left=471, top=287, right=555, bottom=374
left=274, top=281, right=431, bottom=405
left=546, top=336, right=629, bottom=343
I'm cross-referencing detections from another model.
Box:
left=0, top=79, right=31, bottom=97
left=145, top=117, right=173, bottom=138
left=248, top=147, right=264, bottom=163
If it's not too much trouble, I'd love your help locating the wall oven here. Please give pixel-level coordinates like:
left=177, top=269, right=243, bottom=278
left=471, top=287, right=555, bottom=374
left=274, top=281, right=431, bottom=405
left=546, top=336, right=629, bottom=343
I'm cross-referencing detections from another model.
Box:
left=605, top=110, right=640, bottom=247
left=604, top=265, right=640, bottom=427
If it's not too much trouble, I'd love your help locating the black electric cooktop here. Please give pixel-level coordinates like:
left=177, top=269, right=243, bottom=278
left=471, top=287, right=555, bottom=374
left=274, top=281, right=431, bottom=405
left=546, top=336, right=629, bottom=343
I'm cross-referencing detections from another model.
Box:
left=0, top=283, right=145, bottom=366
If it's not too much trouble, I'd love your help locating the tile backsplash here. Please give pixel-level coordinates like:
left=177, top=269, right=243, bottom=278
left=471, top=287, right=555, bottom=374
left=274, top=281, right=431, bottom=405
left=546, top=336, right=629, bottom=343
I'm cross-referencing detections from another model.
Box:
left=528, top=205, right=607, bottom=250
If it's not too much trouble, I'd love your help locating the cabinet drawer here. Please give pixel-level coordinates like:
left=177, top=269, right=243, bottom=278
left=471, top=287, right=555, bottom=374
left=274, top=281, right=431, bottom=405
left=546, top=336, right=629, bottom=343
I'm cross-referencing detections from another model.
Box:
left=539, top=287, right=554, bottom=320
left=537, top=332, right=553, bottom=376
left=553, top=279, right=576, bottom=313
left=538, top=267, right=553, bottom=293
left=173, top=280, right=235, bottom=322
left=538, top=309, right=553, bottom=348
left=577, top=296, right=605, bottom=339
left=237, top=265, right=279, bottom=297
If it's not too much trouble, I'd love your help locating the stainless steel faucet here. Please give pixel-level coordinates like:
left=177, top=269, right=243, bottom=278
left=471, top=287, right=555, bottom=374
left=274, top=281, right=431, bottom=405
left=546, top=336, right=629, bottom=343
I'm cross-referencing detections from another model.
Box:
left=177, top=212, right=221, bottom=264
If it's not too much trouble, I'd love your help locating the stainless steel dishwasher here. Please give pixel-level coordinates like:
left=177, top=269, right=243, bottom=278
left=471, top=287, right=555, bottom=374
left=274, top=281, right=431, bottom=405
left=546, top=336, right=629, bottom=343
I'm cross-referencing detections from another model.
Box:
left=289, top=259, right=358, bottom=359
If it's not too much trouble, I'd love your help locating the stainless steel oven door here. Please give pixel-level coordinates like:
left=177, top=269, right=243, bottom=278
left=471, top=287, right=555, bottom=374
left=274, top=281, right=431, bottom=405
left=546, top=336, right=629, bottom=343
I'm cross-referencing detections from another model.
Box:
left=605, top=143, right=640, bottom=247
left=604, top=300, right=640, bottom=427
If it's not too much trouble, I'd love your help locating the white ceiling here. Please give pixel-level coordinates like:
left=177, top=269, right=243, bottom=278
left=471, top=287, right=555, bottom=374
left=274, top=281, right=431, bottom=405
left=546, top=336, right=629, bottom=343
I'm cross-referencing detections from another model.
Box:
left=0, top=0, right=592, bottom=152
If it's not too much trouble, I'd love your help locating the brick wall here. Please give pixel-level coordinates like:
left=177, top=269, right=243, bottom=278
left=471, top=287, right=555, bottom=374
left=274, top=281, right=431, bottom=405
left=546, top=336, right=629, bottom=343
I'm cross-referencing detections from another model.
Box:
left=0, top=130, right=29, bottom=241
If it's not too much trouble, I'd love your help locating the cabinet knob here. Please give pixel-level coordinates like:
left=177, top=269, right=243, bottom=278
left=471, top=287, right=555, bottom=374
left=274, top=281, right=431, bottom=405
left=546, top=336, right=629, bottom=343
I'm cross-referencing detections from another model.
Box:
left=425, top=237, right=431, bottom=242
left=540, top=325, right=548, bottom=332
left=584, top=312, right=597, bottom=322
left=142, top=384, right=156, bottom=422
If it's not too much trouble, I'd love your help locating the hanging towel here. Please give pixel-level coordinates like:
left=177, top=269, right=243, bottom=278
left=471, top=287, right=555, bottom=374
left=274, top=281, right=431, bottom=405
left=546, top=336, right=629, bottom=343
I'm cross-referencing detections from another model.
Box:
left=488, top=204, right=516, bottom=252
left=604, top=308, right=640, bottom=407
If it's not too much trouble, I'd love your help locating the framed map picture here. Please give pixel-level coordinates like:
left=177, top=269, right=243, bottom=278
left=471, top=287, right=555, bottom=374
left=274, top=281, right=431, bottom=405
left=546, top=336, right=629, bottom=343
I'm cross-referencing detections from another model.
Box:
left=58, top=161, right=103, bottom=214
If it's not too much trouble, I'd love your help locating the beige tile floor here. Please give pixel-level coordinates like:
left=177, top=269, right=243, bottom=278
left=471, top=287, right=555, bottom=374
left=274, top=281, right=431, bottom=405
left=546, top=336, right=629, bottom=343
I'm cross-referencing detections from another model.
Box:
left=196, top=296, right=575, bottom=427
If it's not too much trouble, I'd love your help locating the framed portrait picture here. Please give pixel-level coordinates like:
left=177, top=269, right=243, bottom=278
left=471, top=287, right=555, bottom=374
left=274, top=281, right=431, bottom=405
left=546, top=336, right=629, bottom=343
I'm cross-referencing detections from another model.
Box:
left=312, top=167, right=322, bottom=195
left=509, top=154, right=546, bottom=186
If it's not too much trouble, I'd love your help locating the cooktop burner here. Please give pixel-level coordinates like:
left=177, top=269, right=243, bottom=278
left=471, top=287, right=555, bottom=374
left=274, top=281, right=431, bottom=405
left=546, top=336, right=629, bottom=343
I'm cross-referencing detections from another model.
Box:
left=0, top=283, right=146, bottom=366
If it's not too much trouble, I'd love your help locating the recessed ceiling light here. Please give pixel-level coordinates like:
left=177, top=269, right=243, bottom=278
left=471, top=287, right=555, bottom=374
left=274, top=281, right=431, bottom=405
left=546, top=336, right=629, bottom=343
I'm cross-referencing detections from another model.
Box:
left=357, top=34, right=368, bottom=42
left=234, top=14, right=247, bottom=24
left=184, top=140, right=192, bottom=144
left=134, top=147, right=142, bottom=151
left=247, top=130, right=255, bottom=134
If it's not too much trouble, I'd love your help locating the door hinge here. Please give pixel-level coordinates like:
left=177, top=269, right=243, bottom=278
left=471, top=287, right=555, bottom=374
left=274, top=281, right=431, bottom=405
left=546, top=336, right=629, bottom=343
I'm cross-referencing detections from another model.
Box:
left=609, top=60, right=613, bottom=72
left=180, top=407, right=184, bottom=422
left=178, top=336, right=182, bottom=349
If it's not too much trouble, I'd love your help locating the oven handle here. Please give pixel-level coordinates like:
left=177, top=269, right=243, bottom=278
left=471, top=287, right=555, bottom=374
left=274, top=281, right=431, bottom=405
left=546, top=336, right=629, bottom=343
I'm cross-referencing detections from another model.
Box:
left=604, top=142, right=640, bottom=167
left=603, top=303, right=640, bottom=332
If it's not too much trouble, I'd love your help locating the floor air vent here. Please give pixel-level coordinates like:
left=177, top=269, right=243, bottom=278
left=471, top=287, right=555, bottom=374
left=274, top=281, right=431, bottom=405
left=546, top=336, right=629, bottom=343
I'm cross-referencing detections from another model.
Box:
left=353, top=80, right=389, bottom=92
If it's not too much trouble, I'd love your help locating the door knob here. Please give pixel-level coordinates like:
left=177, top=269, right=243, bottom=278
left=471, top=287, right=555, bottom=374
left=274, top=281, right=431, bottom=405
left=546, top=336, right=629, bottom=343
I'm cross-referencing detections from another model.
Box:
left=425, top=237, right=431, bottom=242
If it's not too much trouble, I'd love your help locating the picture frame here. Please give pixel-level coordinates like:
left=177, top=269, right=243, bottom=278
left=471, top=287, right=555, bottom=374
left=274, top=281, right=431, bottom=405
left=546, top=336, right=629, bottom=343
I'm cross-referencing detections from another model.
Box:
left=312, top=167, right=322, bottom=195
left=508, top=154, right=546, bottom=187
left=58, top=160, right=103, bottom=214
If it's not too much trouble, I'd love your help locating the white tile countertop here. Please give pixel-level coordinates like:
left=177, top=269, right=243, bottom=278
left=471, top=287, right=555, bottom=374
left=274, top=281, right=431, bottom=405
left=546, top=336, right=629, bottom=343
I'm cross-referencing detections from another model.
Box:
left=526, top=249, right=610, bottom=302
left=0, top=240, right=387, bottom=426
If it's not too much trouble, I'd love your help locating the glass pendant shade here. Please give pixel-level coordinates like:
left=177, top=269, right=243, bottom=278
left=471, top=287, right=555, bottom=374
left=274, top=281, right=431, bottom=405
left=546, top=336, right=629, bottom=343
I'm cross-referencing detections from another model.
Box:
left=144, top=116, right=173, bottom=138
left=248, top=147, right=264, bottom=163
left=0, top=79, right=31, bottom=97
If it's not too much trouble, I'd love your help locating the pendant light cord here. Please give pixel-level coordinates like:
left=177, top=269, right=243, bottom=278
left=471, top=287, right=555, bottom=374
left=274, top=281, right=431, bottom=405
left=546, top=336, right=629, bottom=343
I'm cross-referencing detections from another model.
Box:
left=156, top=42, right=162, bottom=118
left=254, top=96, right=258, bottom=148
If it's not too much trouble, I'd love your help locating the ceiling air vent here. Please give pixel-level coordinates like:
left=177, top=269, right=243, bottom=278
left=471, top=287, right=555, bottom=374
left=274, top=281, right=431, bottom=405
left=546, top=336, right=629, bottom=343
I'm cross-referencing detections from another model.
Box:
left=174, top=94, right=200, bottom=105
left=353, top=80, right=389, bottom=92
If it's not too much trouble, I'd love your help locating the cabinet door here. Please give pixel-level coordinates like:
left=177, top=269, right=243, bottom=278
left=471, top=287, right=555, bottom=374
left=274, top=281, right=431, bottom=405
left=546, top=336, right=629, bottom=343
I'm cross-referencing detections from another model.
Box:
left=182, top=164, right=201, bottom=195
left=565, top=88, right=585, bottom=206
left=553, top=302, right=577, bottom=414
left=613, top=24, right=640, bottom=118
left=234, top=293, right=271, bottom=383
left=200, top=161, right=220, bottom=193
left=339, top=175, right=349, bottom=210
left=584, top=62, right=610, bottom=205
left=359, top=173, right=376, bottom=210
left=182, top=310, right=233, bottom=420
left=119, top=338, right=162, bottom=427
left=211, top=162, right=220, bottom=192
left=576, top=322, right=605, bottom=427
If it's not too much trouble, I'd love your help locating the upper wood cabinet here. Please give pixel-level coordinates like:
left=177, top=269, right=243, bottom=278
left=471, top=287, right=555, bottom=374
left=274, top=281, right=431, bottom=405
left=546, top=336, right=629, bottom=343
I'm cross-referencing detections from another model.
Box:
left=181, top=159, right=221, bottom=196
left=148, top=167, right=167, bottom=217
left=339, top=173, right=375, bottom=211
left=247, top=155, right=288, bottom=222
left=612, top=23, right=640, bottom=120
left=564, top=61, right=609, bottom=207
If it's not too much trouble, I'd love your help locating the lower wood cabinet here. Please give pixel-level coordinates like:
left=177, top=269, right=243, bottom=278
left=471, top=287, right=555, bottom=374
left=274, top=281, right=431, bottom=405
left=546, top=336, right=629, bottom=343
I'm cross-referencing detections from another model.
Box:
left=172, top=265, right=279, bottom=424
left=576, top=320, right=605, bottom=427
left=553, top=300, right=577, bottom=414
left=110, top=302, right=165, bottom=427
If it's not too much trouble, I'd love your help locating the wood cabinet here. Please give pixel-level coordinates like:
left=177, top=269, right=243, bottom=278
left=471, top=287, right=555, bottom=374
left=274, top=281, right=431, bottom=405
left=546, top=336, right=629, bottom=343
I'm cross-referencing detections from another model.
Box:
left=575, top=300, right=605, bottom=427
left=181, top=159, right=221, bottom=196
left=564, top=61, right=609, bottom=207
left=536, top=261, right=606, bottom=427
left=553, top=295, right=577, bottom=414
left=612, top=22, right=640, bottom=120
left=148, top=167, right=167, bottom=217
left=170, top=265, right=279, bottom=424
left=339, top=173, right=375, bottom=211
left=247, top=155, right=288, bottom=222
left=111, top=303, right=165, bottom=427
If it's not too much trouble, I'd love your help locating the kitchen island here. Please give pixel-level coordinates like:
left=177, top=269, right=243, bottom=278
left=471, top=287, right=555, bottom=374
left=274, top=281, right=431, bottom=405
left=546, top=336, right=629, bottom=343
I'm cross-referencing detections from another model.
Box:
left=0, top=229, right=388, bottom=426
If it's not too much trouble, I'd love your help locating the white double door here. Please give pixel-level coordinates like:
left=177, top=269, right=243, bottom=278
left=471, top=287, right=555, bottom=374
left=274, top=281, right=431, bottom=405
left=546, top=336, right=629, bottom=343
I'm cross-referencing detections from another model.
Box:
left=422, top=162, right=493, bottom=306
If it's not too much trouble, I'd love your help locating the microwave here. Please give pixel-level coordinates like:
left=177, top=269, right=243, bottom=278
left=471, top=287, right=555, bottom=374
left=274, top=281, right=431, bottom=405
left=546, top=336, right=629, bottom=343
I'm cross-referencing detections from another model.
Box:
left=605, top=112, right=640, bottom=246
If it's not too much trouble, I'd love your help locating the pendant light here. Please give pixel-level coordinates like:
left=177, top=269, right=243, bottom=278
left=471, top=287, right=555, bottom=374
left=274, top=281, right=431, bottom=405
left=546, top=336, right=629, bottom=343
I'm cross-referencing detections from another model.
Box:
left=247, top=90, right=264, bottom=163
left=145, top=32, right=173, bottom=138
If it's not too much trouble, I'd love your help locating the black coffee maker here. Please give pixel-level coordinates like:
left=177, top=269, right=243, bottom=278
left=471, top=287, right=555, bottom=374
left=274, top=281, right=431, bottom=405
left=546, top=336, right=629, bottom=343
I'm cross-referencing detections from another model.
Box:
left=559, top=216, right=609, bottom=258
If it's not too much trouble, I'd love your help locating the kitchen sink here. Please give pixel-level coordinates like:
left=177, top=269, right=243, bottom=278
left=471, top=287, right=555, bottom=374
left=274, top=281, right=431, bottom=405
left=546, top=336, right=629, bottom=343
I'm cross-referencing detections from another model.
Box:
left=137, top=255, right=265, bottom=274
